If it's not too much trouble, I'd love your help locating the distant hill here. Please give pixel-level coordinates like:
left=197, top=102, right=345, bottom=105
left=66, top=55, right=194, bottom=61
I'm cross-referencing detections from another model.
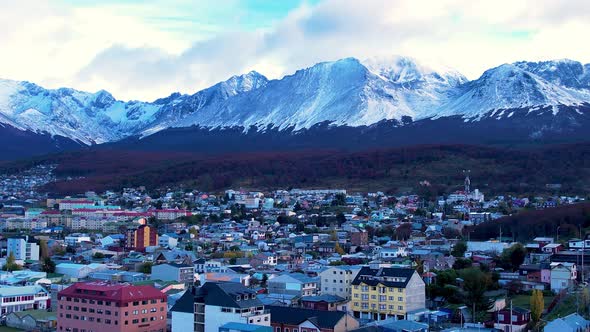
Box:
left=472, top=202, right=590, bottom=242
left=2, top=143, right=588, bottom=196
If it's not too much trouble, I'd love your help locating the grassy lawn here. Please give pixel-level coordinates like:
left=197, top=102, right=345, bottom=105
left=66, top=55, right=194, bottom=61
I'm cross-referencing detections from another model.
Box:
left=510, top=293, right=555, bottom=310
left=0, top=327, right=24, bottom=332
left=544, top=293, right=589, bottom=321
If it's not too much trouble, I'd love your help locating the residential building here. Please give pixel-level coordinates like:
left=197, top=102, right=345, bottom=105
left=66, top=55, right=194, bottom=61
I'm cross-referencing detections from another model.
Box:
left=5, top=309, right=57, bottom=331
left=219, top=322, right=272, bottom=332
left=550, top=262, right=577, bottom=292
left=350, top=266, right=426, bottom=321
left=57, top=282, right=167, bottom=332
left=301, top=295, right=349, bottom=312
left=267, top=273, right=319, bottom=297
left=319, top=266, right=361, bottom=300
left=350, top=231, right=368, bottom=247
left=56, top=263, right=108, bottom=279
left=158, top=234, right=179, bottom=249
left=151, top=263, right=195, bottom=284
left=126, top=225, right=158, bottom=252
left=65, top=234, right=92, bottom=247
left=154, top=209, right=191, bottom=220
left=170, top=282, right=270, bottom=332
left=7, top=237, right=40, bottom=261
left=494, top=307, right=530, bottom=331
left=267, top=305, right=359, bottom=332
left=0, top=285, right=51, bottom=314
left=545, top=313, right=590, bottom=332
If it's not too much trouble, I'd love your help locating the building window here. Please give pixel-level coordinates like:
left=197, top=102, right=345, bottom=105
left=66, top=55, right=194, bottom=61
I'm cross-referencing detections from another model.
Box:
left=398, top=306, right=403, bottom=310
left=276, top=328, right=281, bottom=332
left=398, top=297, right=403, bottom=301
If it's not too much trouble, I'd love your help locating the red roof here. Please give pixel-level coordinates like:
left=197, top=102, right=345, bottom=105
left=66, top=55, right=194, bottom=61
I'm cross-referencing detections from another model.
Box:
left=155, top=209, right=190, bottom=213
left=41, top=210, right=61, bottom=215
left=60, top=200, right=94, bottom=204
left=58, top=282, right=166, bottom=303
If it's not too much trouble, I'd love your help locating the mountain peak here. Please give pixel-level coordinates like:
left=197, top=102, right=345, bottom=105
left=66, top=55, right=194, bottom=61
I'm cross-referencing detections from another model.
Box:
left=512, top=59, right=588, bottom=89
left=221, top=71, right=269, bottom=95
left=362, top=55, right=467, bottom=86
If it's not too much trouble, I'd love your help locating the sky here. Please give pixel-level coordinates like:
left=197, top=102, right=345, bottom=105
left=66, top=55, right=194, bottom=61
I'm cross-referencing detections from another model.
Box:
left=1, top=0, right=590, bottom=101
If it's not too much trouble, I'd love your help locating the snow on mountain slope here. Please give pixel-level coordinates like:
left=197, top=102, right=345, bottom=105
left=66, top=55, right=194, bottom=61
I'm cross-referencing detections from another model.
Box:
left=362, top=55, right=467, bottom=87
left=0, top=79, right=161, bottom=144
left=2, top=57, right=590, bottom=146
left=141, top=56, right=463, bottom=134
left=433, top=61, right=590, bottom=119
left=513, top=59, right=590, bottom=90
left=142, top=71, right=268, bottom=136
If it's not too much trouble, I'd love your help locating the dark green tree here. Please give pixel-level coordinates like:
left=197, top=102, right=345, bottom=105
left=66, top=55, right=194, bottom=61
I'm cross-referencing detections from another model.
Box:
left=41, top=257, right=56, bottom=273
left=451, top=241, right=468, bottom=258
left=139, top=262, right=153, bottom=274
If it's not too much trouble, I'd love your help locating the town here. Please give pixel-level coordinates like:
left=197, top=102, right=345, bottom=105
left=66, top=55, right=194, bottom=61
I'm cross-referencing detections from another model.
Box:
left=0, top=170, right=588, bottom=332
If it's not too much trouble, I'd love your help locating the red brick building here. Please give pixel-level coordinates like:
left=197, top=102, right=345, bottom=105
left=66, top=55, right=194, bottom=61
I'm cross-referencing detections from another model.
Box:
left=126, top=225, right=158, bottom=252
left=57, top=282, right=167, bottom=332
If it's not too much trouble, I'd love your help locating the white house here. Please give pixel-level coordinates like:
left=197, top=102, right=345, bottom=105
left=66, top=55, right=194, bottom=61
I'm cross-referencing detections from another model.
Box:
left=151, top=263, right=194, bottom=283
left=64, top=234, right=91, bottom=246
left=0, top=285, right=50, bottom=314
left=171, top=282, right=270, bottom=332
left=550, top=262, right=577, bottom=293
left=55, top=263, right=108, bottom=279
left=159, top=234, right=179, bottom=249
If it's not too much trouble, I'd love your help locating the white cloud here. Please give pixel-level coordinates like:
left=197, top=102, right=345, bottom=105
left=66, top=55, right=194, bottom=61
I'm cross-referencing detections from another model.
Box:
left=1, top=0, right=590, bottom=101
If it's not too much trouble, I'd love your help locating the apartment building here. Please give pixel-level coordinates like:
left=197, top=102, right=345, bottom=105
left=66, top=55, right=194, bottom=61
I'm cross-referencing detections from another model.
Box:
left=6, top=237, right=40, bottom=261
left=125, top=225, right=158, bottom=252
left=57, top=282, right=167, bottom=332
left=350, top=266, right=425, bottom=321
left=171, top=282, right=270, bottom=332
left=319, top=266, right=361, bottom=300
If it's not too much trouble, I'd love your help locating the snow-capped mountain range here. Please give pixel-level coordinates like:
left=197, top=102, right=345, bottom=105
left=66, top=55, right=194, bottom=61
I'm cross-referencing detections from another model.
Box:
left=0, top=56, right=589, bottom=153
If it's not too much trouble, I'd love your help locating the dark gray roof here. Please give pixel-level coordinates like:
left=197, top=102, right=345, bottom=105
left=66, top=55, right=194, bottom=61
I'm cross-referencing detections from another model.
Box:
left=172, top=282, right=263, bottom=311
left=267, top=305, right=347, bottom=329
left=170, top=290, right=194, bottom=313
left=301, top=294, right=346, bottom=303
left=351, top=266, right=416, bottom=288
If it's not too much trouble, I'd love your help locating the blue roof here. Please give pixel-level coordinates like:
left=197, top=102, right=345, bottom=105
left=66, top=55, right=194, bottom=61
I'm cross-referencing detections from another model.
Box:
left=220, top=323, right=272, bottom=332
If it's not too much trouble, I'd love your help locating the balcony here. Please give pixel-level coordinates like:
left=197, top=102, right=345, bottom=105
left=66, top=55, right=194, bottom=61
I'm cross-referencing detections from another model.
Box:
left=241, top=309, right=270, bottom=318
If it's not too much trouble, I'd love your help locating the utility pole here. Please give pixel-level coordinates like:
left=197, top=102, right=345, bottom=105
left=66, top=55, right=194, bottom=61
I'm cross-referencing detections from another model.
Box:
left=510, top=300, right=513, bottom=332
left=580, top=224, right=585, bottom=283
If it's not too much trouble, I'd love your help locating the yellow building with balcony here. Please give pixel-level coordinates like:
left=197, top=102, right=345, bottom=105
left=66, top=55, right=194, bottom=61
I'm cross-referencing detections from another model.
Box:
left=350, top=266, right=425, bottom=321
